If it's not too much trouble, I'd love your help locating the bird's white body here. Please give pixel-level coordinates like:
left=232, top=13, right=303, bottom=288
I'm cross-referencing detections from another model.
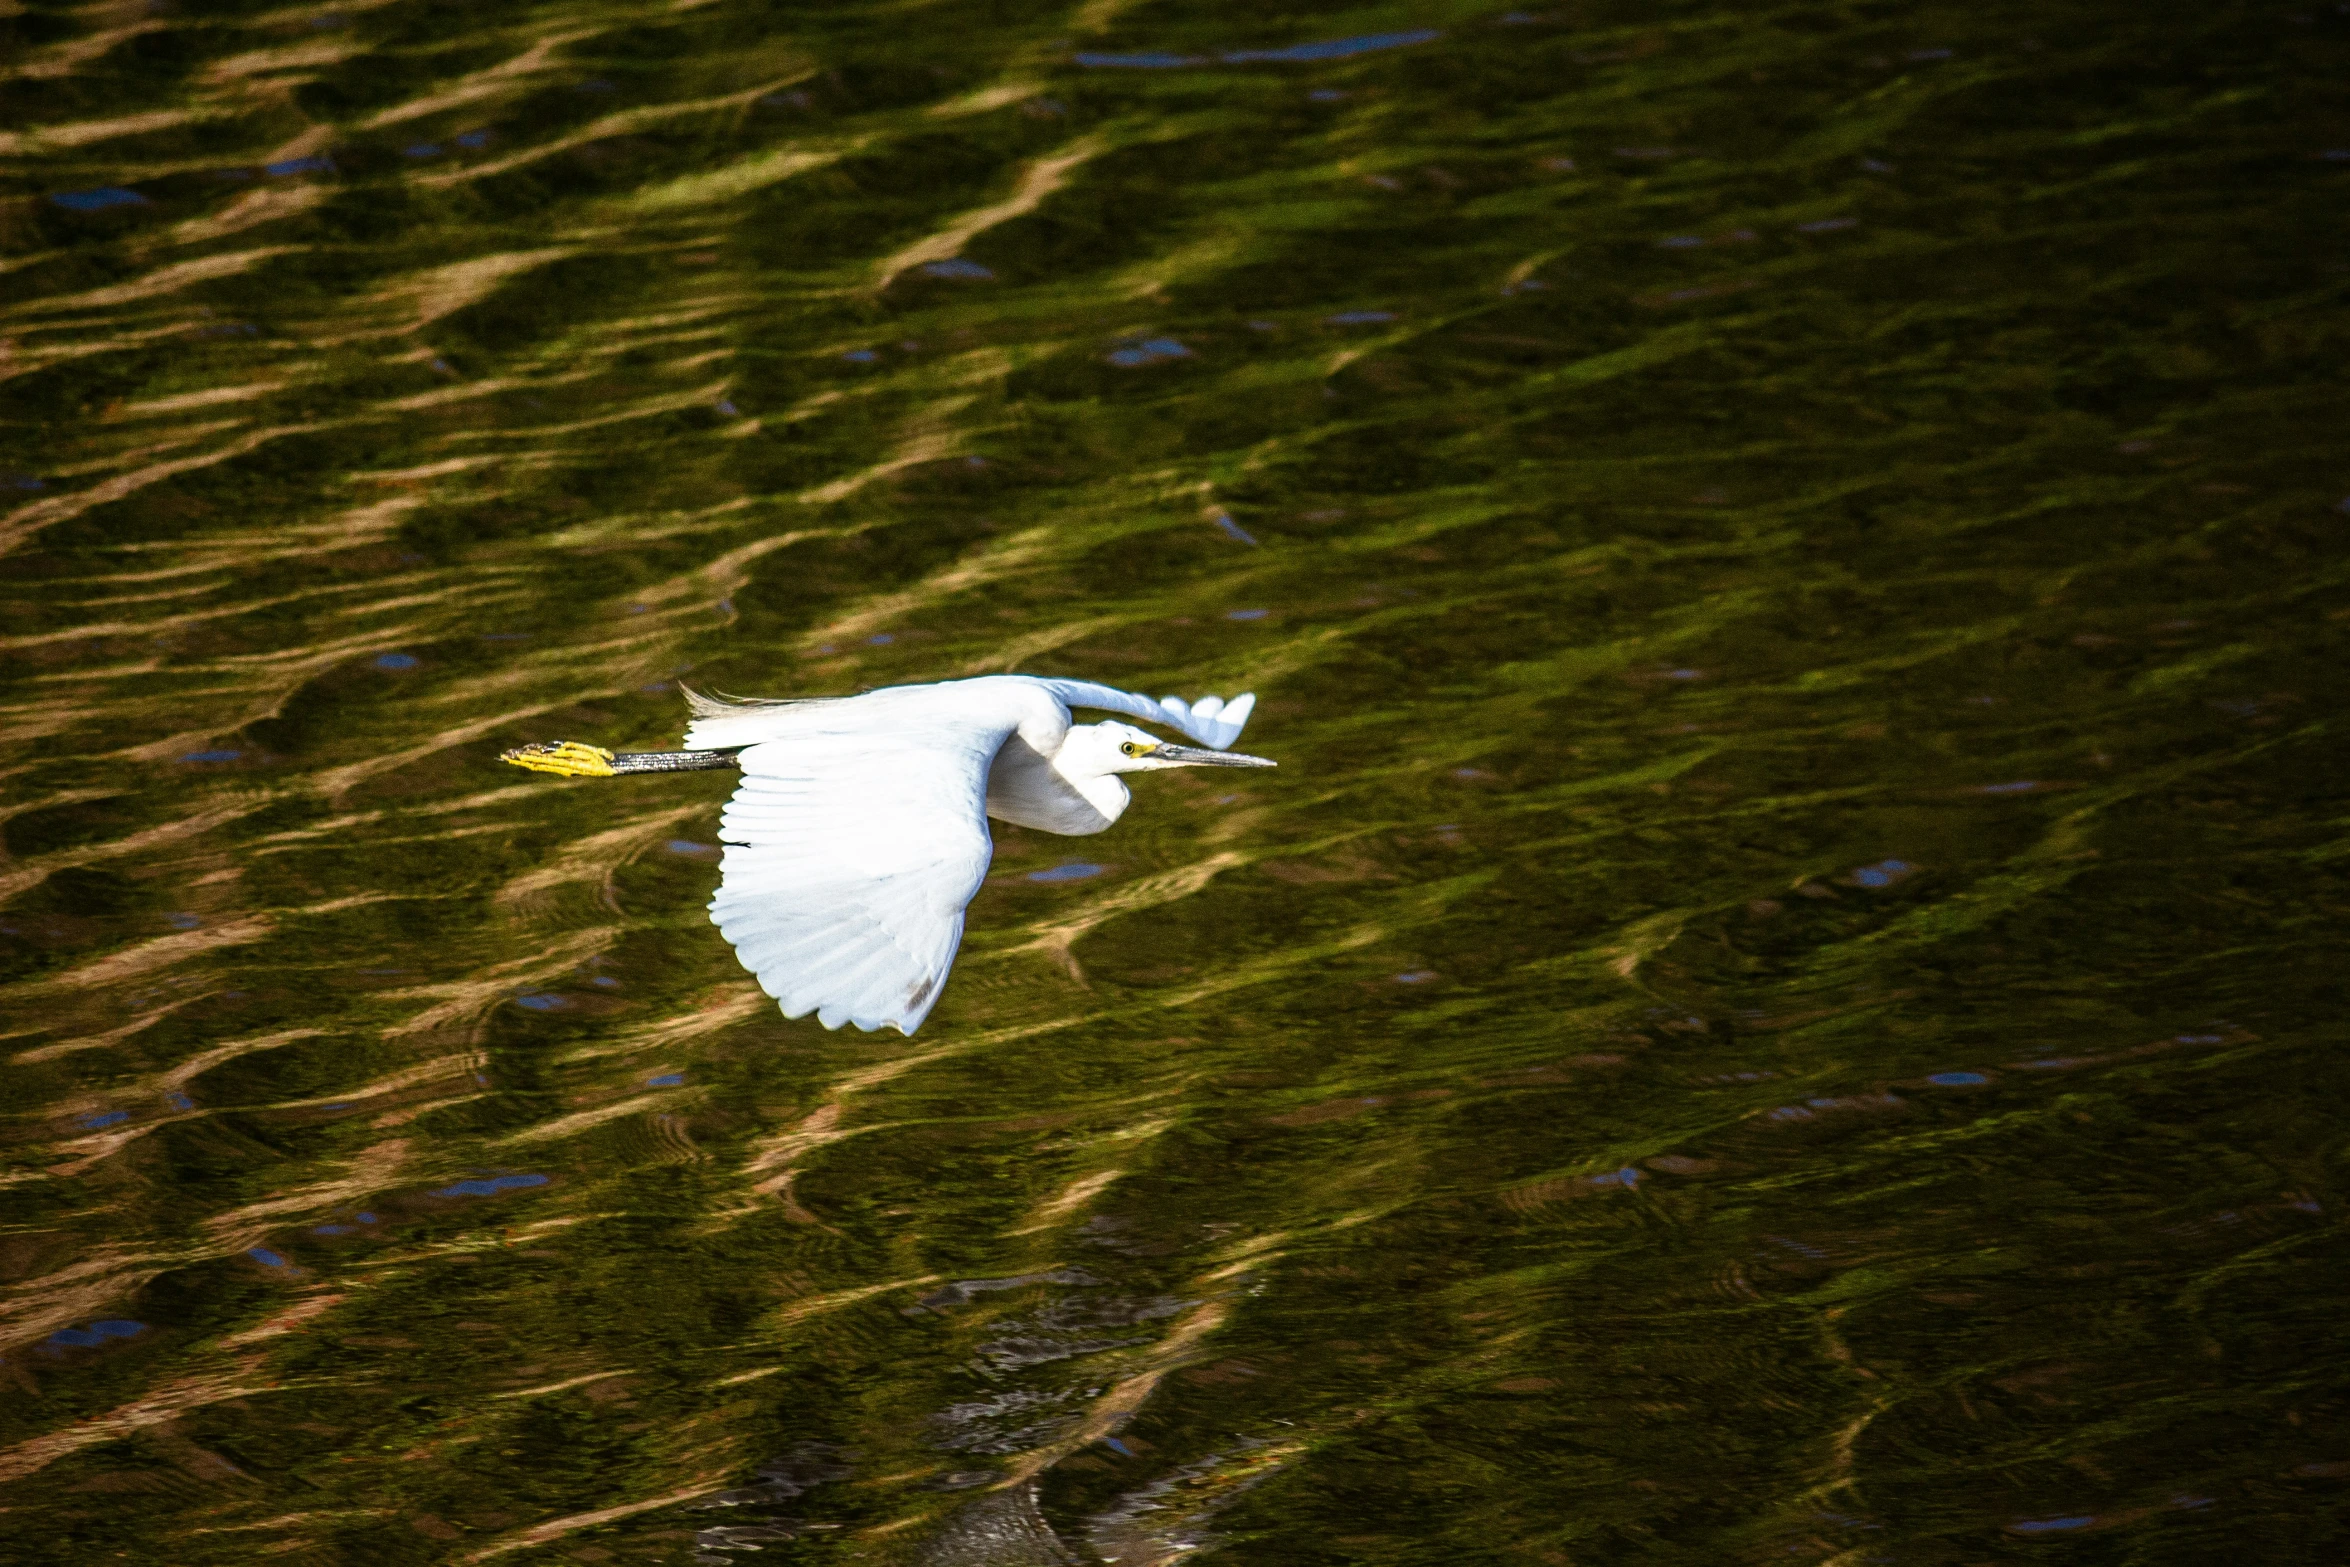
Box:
left=673, top=675, right=1266, bottom=1036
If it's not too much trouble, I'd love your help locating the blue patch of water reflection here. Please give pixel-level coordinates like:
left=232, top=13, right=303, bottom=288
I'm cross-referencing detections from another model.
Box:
left=52, top=187, right=149, bottom=212
left=514, top=993, right=569, bottom=1011
left=1027, top=863, right=1104, bottom=883
left=430, top=1174, right=549, bottom=1198
left=842, top=349, right=879, bottom=363
left=1927, top=1072, right=1989, bottom=1087
left=1232, top=31, right=1440, bottom=61
left=1325, top=310, right=1396, bottom=325
left=48, top=1320, right=145, bottom=1348
left=1849, top=859, right=1913, bottom=888
left=180, top=749, right=241, bottom=763
left=2009, top=1516, right=2094, bottom=1534
left=265, top=155, right=334, bottom=177
left=405, top=142, right=442, bottom=158
left=78, top=1111, right=129, bottom=1130
left=248, top=1247, right=289, bottom=1268
left=167, top=913, right=202, bottom=930
left=1796, top=217, right=1857, bottom=232
left=1226, top=608, right=1269, bottom=621
left=1106, top=337, right=1191, bottom=367
left=1075, top=49, right=1196, bottom=67
left=373, top=652, right=419, bottom=671
left=648, top=1073, right=685, bottom=1087
left=1210, top=510, right=1258, bottom=545
left=166, top=1092, right=194, bottom=1111
left=455, top=130, right=490, bottom=149
left=921, top=258, right=993, bottom=280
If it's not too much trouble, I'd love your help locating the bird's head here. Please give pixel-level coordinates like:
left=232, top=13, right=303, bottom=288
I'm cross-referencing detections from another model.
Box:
left=1064, top=721, right=1278, bottom=777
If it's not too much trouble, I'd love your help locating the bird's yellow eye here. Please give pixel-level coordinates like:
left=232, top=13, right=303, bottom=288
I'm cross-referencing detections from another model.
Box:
left=1120, top=741, right=1143, bottom=757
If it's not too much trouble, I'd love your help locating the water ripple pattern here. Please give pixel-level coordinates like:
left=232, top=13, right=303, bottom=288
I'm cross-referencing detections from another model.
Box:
left=2, top=0, right=2347, bottom=1562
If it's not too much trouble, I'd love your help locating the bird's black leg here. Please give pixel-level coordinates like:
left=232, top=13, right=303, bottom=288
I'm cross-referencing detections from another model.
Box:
left=610, top=748, right=746, bottom=774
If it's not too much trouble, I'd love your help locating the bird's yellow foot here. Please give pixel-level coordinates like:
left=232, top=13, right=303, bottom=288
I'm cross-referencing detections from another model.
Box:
left=501, top=741, right=616, bottom=778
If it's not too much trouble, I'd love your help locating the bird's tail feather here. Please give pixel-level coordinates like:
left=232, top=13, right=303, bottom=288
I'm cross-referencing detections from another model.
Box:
left=680, top=685, right=835, bottom=720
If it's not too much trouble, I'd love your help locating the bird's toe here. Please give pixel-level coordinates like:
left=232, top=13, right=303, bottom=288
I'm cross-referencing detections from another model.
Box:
left=502, top=740, right=617, bottom=778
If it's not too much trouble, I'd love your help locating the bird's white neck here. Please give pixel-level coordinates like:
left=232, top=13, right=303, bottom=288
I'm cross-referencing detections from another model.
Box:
left=984, top=731, right=1130, bottom=835
left=1058, top=767, right=1131, bottom=830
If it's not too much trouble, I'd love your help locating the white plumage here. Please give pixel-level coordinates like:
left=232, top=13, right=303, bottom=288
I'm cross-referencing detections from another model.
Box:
left=680, top=675, right=1270, bottom=1035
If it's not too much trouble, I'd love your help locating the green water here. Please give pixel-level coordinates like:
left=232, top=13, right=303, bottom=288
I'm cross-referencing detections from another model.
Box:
left=5, top=0, right=2349, bottom=1561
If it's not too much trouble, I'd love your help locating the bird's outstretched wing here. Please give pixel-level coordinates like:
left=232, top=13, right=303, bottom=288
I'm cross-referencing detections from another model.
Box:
left=708, top=720, right=1002, bottom=1035
left=1029, top=679, right=1256, bottom=750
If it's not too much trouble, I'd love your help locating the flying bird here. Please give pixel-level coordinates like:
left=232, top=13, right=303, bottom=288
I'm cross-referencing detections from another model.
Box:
left=501, top=676, right=1273, bottom=1035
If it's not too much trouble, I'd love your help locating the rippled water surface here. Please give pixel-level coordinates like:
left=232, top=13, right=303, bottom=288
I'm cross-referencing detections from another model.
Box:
left=6, top=1, right=2350, bottom=1561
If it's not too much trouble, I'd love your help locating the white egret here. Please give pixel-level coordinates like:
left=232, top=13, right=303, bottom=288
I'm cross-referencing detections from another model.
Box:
left=501, top=675, right=1273, bottom=1035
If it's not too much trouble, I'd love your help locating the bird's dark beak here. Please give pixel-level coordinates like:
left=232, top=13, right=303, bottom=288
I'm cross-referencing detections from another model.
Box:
left=1154, top=744, right=1277, bottom=768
